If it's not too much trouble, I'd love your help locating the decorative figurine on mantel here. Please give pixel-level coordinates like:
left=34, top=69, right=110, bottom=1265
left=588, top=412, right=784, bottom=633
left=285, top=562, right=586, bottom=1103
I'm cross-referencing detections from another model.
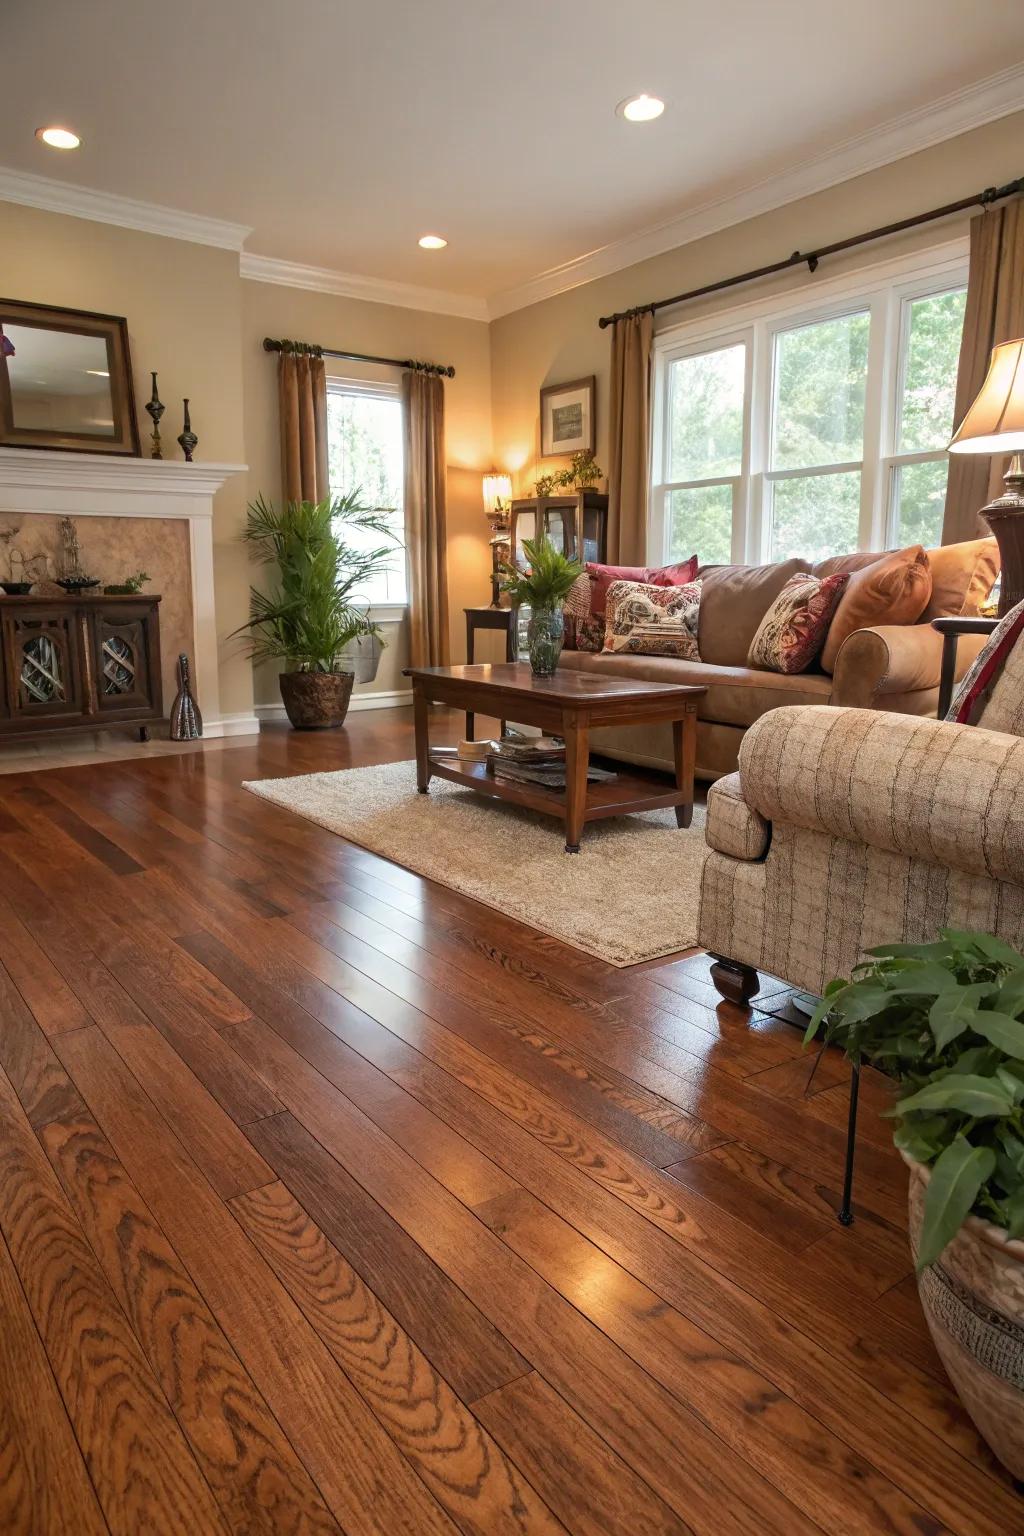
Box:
left=169, top=652, right=202, bottom=739
left=55, top=516, right=98, bottom=592
left=177, top=398, right=198, bottom=463
left=145, top=372, right=165, bottom=459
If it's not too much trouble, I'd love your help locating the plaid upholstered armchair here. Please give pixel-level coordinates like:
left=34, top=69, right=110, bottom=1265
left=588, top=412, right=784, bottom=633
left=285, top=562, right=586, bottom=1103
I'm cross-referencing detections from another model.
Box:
left=698, top=603, right=1024, bottom=1005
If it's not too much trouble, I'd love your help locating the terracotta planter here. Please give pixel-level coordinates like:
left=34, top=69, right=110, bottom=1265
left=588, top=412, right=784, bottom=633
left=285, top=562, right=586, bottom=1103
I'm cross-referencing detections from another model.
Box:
left=904, top=1152, right=1024, bottom=1478
left=278, top=669, right=354, bottom=730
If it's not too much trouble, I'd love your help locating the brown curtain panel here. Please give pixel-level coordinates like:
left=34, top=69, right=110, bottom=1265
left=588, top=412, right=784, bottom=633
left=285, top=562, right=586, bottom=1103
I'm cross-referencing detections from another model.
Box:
left=278, top=349, right=329, bottom=504
left=402, top=370, right=450, bottom=667
left=943, top=200, right=1024, bottom=543
left=607, top=310, right=655, bottom=564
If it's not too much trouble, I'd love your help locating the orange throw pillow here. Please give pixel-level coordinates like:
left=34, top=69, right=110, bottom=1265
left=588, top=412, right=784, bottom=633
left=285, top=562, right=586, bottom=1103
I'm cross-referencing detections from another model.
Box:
left=820, top=545, right=932, bottom=673
left=923, top=536, right=1000, bottom=620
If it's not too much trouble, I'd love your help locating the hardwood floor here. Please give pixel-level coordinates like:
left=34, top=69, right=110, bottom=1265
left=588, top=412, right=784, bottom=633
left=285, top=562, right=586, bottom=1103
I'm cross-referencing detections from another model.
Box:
left=0, top=707, right=1017, bottom=1534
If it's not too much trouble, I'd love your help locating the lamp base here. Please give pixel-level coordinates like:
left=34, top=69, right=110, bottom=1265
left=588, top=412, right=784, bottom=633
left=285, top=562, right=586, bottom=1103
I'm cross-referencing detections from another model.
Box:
left=981, top=453, right=1024, bottom=616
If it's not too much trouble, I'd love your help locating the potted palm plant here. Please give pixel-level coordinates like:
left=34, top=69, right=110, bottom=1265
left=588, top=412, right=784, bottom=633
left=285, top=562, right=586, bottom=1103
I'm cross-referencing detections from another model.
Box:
left=807, top=930, right=1024, bottom=1477
left=237, top=493, right=397, bottom=729
left=501, top=535, right=583, bottom=676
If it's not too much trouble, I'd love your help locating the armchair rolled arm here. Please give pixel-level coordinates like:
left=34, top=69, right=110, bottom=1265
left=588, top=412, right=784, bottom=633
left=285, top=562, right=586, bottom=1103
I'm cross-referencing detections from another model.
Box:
left=739, top=705, right=1024, bottom=884
left=829, top=624, right=989, bottom=709
left=705, top=772, right=770, bottom=861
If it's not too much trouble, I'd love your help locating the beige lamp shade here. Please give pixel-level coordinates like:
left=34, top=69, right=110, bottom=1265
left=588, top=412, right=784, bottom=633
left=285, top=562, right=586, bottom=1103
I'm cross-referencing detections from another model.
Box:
left=948, top=337, right=1024, bottom=455
left=482, top=471, right=512, bottom=512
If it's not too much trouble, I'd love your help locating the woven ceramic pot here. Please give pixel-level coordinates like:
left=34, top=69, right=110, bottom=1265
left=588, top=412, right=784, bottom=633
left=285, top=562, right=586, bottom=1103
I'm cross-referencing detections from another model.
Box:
left=905, top=1153, right=1024, bottom=1478
left=278, top=670, right=354, bottom=730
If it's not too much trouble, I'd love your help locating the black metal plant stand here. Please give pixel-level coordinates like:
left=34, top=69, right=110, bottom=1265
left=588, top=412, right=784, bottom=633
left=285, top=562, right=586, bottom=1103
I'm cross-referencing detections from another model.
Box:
left=837, top=1062, right=860, bottom=1225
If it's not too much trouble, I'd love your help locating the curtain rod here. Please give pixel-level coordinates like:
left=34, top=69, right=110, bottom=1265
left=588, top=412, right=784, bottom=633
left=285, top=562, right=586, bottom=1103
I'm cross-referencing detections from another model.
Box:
left=262, top=337, right=455, bottom=378
left=597, top=174, right=1024, bottom=329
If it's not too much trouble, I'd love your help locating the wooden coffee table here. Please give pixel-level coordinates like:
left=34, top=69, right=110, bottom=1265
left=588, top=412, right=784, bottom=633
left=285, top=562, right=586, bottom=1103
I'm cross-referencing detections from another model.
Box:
left=402, top=663, right=705, bottom=852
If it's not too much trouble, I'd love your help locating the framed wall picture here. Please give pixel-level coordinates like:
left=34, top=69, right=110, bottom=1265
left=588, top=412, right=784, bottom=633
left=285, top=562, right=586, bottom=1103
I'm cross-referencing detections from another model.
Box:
left=0, top=298, right=140, bottom=455
left=540, top=375, right=595, bottom=458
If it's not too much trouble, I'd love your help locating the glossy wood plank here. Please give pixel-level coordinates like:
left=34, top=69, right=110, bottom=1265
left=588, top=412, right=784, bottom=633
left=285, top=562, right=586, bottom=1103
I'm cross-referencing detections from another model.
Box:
left=0, top=1063, right=228, bottom=1536
left=39, top=1106, right=342, bottom=1536
left=0, top=1226, right=108, bottom=1536
left=50, top=1025, right=460, bottom=1536
left=221, top=1014, right=818, bottom=1536
left=232, top=1180, right=564, bottom=1536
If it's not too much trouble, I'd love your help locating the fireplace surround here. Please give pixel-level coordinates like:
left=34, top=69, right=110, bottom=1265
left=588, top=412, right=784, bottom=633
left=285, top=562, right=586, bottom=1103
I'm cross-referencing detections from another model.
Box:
left=0, top=447, right=247, bottom=736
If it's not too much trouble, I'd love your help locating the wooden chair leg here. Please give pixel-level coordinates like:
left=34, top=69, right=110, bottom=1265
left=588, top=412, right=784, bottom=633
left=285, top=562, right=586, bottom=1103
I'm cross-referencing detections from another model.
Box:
left=708, top=954, right=760, bottom=1006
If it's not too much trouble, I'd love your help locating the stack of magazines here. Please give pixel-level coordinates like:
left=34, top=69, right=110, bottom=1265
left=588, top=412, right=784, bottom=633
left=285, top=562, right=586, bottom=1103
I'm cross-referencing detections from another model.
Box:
left=487, top=734, right=617, bottom=789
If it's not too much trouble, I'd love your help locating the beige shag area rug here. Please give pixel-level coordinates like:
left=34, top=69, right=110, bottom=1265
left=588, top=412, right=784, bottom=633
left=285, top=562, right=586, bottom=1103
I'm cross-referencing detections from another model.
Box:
left=244, top=759, right=707, bottom=967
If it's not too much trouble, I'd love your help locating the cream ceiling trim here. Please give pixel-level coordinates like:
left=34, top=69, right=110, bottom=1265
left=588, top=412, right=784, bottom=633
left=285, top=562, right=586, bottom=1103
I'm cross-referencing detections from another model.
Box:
left=0, top=165, right=251, bottom=251
left=486, top=60, right=1024, bottom=320
left=238, top=252, right=488, bottom=322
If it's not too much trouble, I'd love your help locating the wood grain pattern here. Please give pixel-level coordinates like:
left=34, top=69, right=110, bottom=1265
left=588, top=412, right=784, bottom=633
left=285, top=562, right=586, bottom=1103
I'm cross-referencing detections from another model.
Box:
left=0, top=1063, right=228, bottom=1536
left=0, top=709, right=1014, bottom=1534
left=49, top=1024, right=459, bottom=1536
left=39, top=1107, right=342, bottom=1536
left=232, top=1180, right=564, bottom=1535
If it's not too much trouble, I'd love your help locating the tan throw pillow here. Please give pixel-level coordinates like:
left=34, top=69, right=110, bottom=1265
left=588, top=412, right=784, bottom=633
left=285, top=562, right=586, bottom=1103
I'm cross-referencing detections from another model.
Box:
left=819, top=545, right=932, bottom=673
left=923, top=537, right=1000, bottom=620
left=603, top=579, right=701, bottom=658
left=747, top=572, right=848, bottom=674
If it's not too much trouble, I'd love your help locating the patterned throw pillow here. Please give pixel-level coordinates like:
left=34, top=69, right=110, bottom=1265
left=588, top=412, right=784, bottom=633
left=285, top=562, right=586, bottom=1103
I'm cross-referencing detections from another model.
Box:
left=747, top=572, right=849, bottom=674
left=603, top=579, right=702, bottom=658
left=946, top=597, right=1024, bottom=734
left=575, top=614, right=606, bottom=652
left=584, top=556, right=698, bottom=617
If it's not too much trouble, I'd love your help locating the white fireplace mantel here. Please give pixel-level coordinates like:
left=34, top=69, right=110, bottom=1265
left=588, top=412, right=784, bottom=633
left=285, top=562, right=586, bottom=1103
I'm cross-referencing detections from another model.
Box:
left=0, top=447, right=248, bottom=733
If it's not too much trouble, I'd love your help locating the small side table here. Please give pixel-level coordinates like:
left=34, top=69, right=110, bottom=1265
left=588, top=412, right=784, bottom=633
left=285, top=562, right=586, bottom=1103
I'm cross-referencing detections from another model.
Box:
left=464, top=606, right=517, bottom=739
left=932, top=616, right=998, bottom=718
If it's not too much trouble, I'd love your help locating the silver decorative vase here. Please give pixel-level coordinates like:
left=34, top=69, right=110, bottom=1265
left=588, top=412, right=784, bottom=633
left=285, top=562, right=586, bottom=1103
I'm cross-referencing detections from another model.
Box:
left=526, top=605, right=564, bottom=676
left=169, top=653, right=203, bottom=740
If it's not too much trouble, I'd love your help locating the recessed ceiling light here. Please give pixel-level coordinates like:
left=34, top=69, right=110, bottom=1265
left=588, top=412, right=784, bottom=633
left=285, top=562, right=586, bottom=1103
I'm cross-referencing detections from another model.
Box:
left=36, top=125, right=81, bottom=149
left=418, top=234, right=447, bottom=250
left=617, top=94, right=665, bottom=123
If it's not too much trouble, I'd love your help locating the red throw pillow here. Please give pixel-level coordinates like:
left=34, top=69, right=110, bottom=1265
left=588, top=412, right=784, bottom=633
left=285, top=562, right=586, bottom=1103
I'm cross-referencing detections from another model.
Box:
left=585, top=556, right=698, bottom=617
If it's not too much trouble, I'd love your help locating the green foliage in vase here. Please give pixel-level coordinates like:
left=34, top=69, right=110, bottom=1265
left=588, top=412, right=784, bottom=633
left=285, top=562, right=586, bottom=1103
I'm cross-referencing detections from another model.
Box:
left=806, top=930, right=1024, bottom=1269
left=236, top=494, right=397, bottom=673
left=500, top=536, right=583, bottom=610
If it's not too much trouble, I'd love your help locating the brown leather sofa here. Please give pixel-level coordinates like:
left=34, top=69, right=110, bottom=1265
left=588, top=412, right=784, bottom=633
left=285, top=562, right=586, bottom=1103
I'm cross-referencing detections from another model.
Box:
left=557, top=539, right=1000, bottom=780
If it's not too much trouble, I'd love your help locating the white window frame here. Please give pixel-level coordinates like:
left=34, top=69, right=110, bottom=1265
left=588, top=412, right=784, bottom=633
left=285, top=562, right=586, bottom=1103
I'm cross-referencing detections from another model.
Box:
left=650, top=237, right=969, bottom=566
left=325, top=374, right=407, bottom=622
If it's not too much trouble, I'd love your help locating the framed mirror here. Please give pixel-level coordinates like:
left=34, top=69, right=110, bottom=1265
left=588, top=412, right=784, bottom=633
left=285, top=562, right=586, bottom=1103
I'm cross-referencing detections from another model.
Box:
left=0, top=299, right=140, bottom=456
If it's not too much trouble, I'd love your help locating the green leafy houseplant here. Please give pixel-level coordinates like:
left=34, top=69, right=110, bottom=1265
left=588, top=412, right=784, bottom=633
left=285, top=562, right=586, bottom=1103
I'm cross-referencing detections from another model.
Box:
left=500, top=535, right=583, bottom=609
left=806, top=929, right=1024, bottom=1269
left=500, top=535, right=583, bottom=677
left=235, top=493, right=398, bottom=728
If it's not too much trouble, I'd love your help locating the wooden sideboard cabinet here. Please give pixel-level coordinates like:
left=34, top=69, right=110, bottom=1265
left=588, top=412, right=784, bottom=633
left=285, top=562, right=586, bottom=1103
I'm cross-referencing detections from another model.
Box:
left=0, top=593, right=163, bottom=742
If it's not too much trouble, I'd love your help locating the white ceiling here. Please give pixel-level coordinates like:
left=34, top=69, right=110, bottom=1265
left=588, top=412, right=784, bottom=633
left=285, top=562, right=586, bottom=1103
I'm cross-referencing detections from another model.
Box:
left=3, top=0, right=1024, bottom=309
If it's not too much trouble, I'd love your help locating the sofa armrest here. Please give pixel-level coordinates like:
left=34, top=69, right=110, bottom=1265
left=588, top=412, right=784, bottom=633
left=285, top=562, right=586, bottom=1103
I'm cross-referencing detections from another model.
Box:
left=829, top=624, right=989, bottom=710
left=705, top=772, right=770, bottom=861
left=739, top=704, right=1024, bottom=884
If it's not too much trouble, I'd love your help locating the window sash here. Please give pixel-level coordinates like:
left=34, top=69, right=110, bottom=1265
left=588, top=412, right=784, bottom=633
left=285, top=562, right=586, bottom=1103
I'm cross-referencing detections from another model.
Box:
left=325, top=376, right=407, bottom=611
left=649, top=241, right=968, bottom=566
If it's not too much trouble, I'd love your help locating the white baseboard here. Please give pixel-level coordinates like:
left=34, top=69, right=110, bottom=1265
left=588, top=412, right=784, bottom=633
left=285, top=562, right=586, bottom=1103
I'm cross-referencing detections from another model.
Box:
left=254, top=688, right=413, bottom=724
left=203, top=712, right=262, bottom=738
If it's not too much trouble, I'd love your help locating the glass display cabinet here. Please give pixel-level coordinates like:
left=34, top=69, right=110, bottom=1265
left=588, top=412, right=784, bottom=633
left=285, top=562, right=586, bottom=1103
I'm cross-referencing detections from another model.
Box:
left=509, top=492, right=608, bottom=571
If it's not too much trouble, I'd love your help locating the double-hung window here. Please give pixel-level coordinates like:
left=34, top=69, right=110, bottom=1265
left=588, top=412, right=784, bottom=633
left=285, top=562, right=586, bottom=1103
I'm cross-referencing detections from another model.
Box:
left=650, top=243, right=968, bottom=566
left=325, top=377, right=407, bottom=610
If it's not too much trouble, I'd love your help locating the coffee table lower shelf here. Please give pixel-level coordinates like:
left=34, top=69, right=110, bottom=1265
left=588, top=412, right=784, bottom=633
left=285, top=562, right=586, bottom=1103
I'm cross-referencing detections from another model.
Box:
left=425, top=752, right=693, bottom=841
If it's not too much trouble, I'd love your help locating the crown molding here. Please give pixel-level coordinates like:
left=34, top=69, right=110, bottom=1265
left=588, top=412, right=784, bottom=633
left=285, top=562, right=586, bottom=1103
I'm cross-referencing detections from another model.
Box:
left=0, top=166, right=251, bottom=251
left=486, top=61, right=1024, bottom=320
left=239, top=252, right=489, bottom=322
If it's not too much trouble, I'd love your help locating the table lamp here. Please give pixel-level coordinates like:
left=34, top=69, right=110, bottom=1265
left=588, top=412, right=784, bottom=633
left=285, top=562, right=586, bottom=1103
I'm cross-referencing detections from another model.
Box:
left=482, top=471, right=512, bottom=606
left=948, top=336, right=1024, bottom=614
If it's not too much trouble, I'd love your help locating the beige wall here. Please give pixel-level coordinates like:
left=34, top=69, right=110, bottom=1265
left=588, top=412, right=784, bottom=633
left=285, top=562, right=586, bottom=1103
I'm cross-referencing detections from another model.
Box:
left=240, top=280, right=493, bottom=705
left=490, top=111, right=1024, bottom=502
